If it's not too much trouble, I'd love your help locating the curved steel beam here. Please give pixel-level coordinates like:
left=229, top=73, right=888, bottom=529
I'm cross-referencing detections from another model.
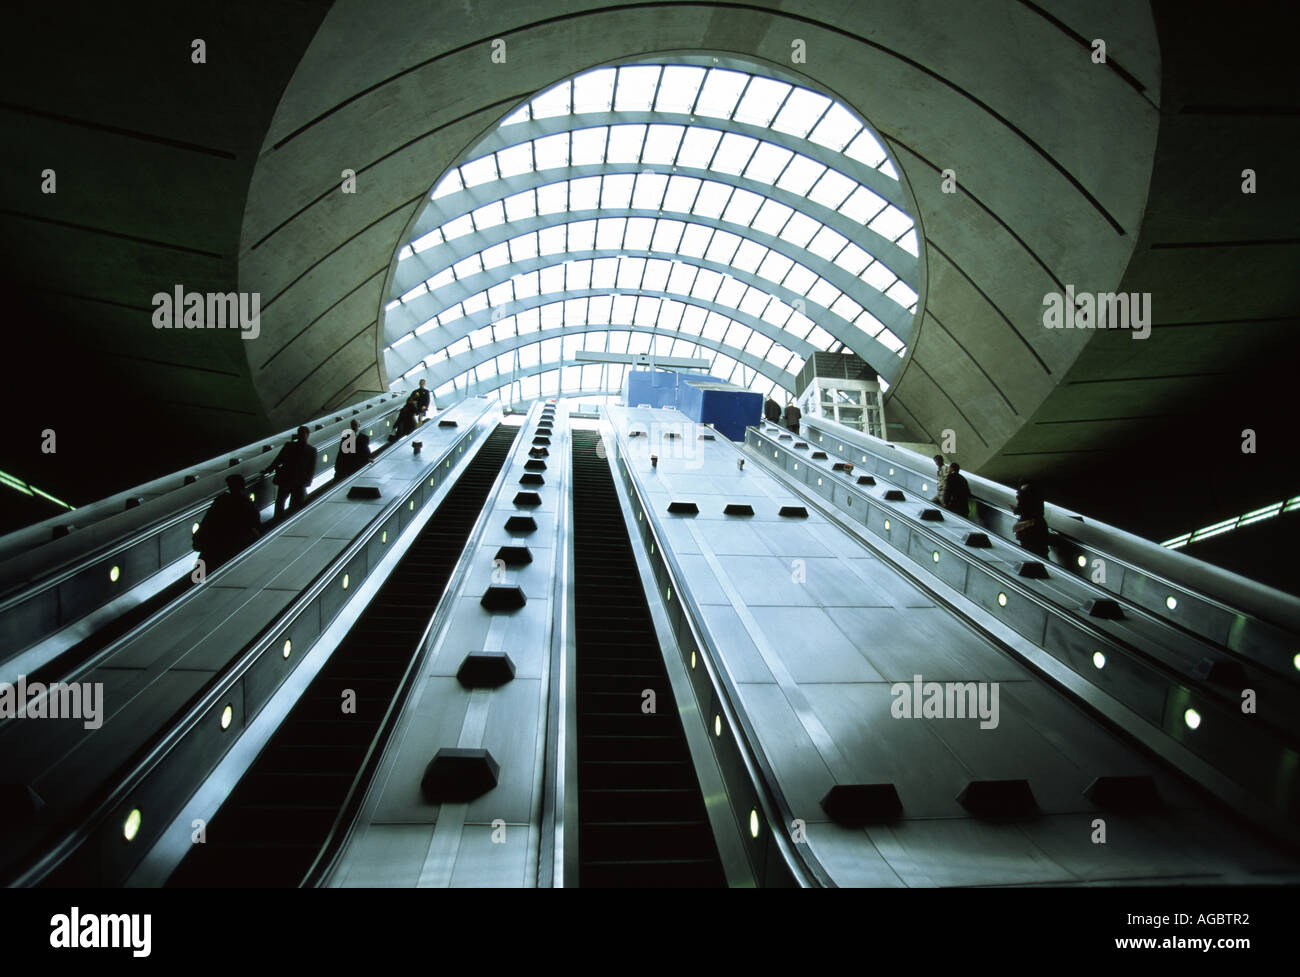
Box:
left=399, top=322, right=797, bottom=392
left=383, top=284, right=900, bottom=387
left=468, top=109, right=907, bottom=211
left=387, top=289, right=808, bottom=382
left=387, top=282, right=901, bottom=384
left=390, top=210, right=913, bottom=349
left=390, top=250, right=821, bottom=353
left=394, top=203, right=914, bottom=344
left=398, top=159, right=916, bottom=289
left=436, top=356, right=791, bottom=406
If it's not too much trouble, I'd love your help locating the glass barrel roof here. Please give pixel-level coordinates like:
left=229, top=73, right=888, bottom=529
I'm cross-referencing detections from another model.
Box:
left=381, top=58, right=922, bottom=408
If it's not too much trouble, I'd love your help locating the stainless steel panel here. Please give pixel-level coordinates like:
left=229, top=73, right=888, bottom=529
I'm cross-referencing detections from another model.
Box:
left=33, top=669, right=215, bottom=809
left=826, top=606, right=1028, bottom=682
left=802, top=821, right=906, bottom=887
left=800, top=683, right=970, bottom=819
left=333, top=824, right=437, bottom=887
left=697, top=605, right=777, bottom=683
left=371, top=677, right=473, bottom=824
left=871, top=819, right=1073, bottom=886
left=745, top=606, right=885, bottom=683
left=1017, top=813, right=1223, bottom=882
left=0, top=667, right=147, bottom=782
left=836, top=558, right=932, bottom=607
left=425, top=596, right=551, bottom=682
left=210, top=537, right=312, bottom=590
left=105, top=586, right=252, bottom=670
left=691, top=520, right=771, bottom=556
left=752, top=523, right=834, bottom=559
left=447, top=823, right=532, bottom=887
left=922, top=687, right=1100, bottom=814
left=172, top=590, right=298, bottom=672
left=733, top=682, right=836, bottom=818
left=466, top=677, right=544, bottom=825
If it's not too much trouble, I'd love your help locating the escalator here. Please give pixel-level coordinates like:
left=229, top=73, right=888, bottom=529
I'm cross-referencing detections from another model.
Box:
left=570, top=429, right=725, bottom=887
left=166, top=424, right=519, bottom=887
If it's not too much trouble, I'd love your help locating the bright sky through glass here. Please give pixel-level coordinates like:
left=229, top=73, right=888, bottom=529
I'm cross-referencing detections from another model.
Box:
left=382, top=61, right=920, bottom=407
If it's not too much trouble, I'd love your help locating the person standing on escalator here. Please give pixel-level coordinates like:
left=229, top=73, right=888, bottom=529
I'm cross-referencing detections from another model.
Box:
left=413, top=378, right=431, bottom=419
left=335, top=419, right=371, bottom=479
left=1013, top=481, right=1051, bottom=558
left=390, top=394, right=421, bottom=442
left=266, top=425, right=317, bottom=518
left=941, top=461, right=971, bottom=518
left=783, top=400, right=802, bottom=434
left=193, top=473, right=261, bottom=572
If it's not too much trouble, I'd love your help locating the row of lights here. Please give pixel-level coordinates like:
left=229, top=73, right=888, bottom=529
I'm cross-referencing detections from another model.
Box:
left=121, top=418, right=453, bottom=844
left=794, top=431, right=1236, bottom=726
left=638, top=492, right=762, bottom=843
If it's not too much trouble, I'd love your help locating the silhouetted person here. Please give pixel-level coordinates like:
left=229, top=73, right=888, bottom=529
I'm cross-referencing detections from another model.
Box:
left=194, top=473, right=261, bottom=571
left=764, top=398, right=782, bottom=424
left=266, top=425, right=316, bottom=517
left=335, top=419, right=371, bottom=479
left=390, top=395, right=421, bottom=441
left=941, top=461, right=971, bottom=517
left=783, top=401, right=801, bottom=434
left=1013, top=481, right=1050, bottom=557
left=931, top=454, right=947, bottom=504
left=413, top=379, right=431, bottom=418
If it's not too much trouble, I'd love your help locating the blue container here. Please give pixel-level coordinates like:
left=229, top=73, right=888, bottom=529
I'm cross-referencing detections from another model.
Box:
left=679, top=380, right=762, bottom=441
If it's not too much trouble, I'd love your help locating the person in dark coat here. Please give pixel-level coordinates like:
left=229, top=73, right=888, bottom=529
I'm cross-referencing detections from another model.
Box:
left=413, top=379, right=431, bottom=418
left=266, top=425, right=317, bottom=517
left=764, top=398, right=782, bottom=424
left=1013, top=481, right=1050, bottom=557
left=194, top=473, right=261, bottom=571
left=783, top=401, right=802, bottom=434
left=941, top=461, right=971, bottom=517
left=335, top=419, right=371, bottom=479
left=390, top=394, right=421, bottom=441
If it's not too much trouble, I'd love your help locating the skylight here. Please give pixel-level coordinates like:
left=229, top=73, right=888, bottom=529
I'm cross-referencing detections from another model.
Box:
left=382, top=57, right=921, bottom=407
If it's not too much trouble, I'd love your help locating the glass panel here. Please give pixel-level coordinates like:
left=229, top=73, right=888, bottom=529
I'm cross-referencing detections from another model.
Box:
left=694, top=68, right=749, bottom=119
left=653, top=65, right=705, bottom=114
left=606, top=125, right=645, bottom=164
left=390, top=60, right=922, bottom=403
left=771, top=87, right=831, bottom=138
left=531, top=81, right=571, bottom=120
left=732, top=77, right=791, bottom=127
left=572, top=68, right=616, bottom=113
left=570, top=127, right=607, bottom=165
left=533, top=132, right=569, bottom=169
left=496, top=143, right=533, bottom=178
left=614, top=65, right=661, bottom=112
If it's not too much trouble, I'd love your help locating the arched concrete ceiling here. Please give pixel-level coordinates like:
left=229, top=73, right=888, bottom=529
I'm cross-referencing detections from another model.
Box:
left=5, top=0, right=1295, bottom=544
left=239, top=0, right=1160, bottom=477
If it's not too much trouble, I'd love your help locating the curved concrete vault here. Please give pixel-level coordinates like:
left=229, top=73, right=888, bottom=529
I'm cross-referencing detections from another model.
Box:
left=239, top=0, right=1161, bottom=479
left=5, top=0, right=1297, bottom=550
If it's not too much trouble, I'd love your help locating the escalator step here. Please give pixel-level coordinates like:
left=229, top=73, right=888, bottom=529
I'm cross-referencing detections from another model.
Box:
left=168, top=424, right=519, bottom=888
left=570, top=429, right=724, bottom=887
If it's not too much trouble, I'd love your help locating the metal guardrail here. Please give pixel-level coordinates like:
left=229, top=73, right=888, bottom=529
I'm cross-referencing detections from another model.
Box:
left=0, top=398, right=411, bottom=668
left=799, top=416, right=1300, bottom=680
left=748, top=422, right=1300, bottom=848
left=306, top=406, right=543, bottom=888
left=6, top=399, right=498, bottom=886
left=605, top=416, right=832, bottom=887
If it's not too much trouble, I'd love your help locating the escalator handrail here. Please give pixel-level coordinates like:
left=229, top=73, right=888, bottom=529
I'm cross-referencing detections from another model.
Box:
left=6, top=402, right=495, bottom=886
left=302, top=410, right=537, bottom=887
left=606, top=418, right=834, bottom=888
left=800, top=415, right=1300, bottom=639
